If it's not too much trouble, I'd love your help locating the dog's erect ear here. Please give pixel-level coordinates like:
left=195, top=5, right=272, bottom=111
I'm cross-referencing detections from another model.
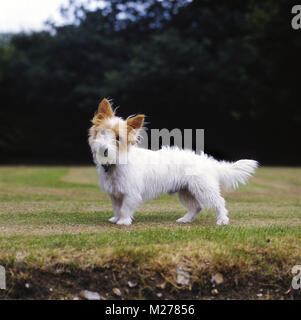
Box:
left=96, top=98, right=114, bottom=120
left=127, top=115, right=145, bottom=132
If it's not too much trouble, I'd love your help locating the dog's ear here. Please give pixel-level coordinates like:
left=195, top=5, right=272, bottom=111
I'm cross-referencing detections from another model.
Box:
left=127, top=115, right=145, bottom=132
left=96, top=98, right=114, bottom=120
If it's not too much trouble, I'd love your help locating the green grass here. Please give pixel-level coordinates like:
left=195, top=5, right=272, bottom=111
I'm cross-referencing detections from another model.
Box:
left=0, top=225, right=299, bottom=250
left=0, top=166, right=300, bottom=299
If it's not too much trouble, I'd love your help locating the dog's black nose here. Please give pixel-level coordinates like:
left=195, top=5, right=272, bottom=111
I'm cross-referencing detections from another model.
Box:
left=104, top=148, right=108, bottom=157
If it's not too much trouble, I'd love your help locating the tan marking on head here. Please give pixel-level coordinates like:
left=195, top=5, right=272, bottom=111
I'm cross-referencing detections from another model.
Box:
left=127, top=115, right=145, bottom=144
left=89, top=117, right=128, bottom=150
left=127, top=115, right=145, bottom=130
left=90, top=119, right=114, bottom=139
left=89, top=98, right=115, bottom=142
left=92, top=98, right=114, bottom=125
left=89, top=99, right=144, bottom=151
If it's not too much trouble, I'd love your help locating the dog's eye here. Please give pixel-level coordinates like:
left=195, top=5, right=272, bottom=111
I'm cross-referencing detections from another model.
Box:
left=116, top=135, right=120, bottom=142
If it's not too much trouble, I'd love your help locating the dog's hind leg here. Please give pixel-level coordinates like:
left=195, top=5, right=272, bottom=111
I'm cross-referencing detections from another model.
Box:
left=212, top=196, right=229, bottom=226
left=187, top=178, right=229, bottom=226
left=176, top=189, right=202, bottom=223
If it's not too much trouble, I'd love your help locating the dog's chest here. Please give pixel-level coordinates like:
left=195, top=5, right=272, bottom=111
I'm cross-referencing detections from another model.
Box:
left=97, top=168, right=126, bottom=196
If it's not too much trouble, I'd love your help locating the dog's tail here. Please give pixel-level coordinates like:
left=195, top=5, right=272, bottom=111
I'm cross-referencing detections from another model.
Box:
left=217, top=159, right=258, bottom=190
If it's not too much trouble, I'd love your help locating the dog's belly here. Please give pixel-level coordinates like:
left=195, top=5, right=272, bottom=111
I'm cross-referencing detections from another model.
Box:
left=140, top=182, right=185, bottom=202
left=168, top=187, right=182, bottom=195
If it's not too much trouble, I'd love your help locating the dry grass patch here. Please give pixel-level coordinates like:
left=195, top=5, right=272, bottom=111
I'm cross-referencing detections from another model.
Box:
left=0, top=166, right=300, bottom=299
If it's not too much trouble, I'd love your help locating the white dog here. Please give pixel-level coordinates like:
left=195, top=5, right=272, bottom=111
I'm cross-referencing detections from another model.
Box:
left=89, top=98, right=258, bottom=226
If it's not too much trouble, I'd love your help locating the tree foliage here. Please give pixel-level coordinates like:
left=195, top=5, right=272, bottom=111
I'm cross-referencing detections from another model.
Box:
left=0, top=0, right=299, bottom=164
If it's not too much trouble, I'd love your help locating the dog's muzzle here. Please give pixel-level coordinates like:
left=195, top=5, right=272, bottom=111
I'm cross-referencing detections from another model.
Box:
left=101, top=164, right=115, bottom=173
left=95, top=147, right=116, bottom=173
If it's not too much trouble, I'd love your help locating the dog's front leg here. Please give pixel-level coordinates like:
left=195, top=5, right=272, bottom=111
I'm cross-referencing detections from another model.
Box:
left=108, top=195, right=122, bottom=224
left=116, top=195, right=140, bottom=226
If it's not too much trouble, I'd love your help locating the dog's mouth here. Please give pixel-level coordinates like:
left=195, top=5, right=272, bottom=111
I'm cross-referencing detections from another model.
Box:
left=101, top=164, right=115, bottom=173
left=95, top=151, right=116, bottom=173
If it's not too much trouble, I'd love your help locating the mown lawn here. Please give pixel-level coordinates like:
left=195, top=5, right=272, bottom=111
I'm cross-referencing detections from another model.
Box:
left=0, top=166, right=300, bottom=299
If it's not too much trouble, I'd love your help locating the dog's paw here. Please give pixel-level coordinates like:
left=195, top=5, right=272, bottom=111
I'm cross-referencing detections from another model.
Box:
left=176, top=217, right=193, bottom=223
left=116, top=218, right=132, bottom=226
left=108, top=216, right=119, bottom=223
left=217, top=216, right=229, bottom=226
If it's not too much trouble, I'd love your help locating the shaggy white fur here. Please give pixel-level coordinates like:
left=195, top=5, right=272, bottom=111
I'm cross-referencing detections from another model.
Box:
left=89, top=102, right=258, bottom=226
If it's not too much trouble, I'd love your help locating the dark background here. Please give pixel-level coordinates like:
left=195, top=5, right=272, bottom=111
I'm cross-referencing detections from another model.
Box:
left=0, top=0, right=300, bottom=165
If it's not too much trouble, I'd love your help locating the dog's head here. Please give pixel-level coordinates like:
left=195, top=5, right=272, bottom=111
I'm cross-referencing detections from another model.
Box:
left=88, top=98, right=144, bottom=169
